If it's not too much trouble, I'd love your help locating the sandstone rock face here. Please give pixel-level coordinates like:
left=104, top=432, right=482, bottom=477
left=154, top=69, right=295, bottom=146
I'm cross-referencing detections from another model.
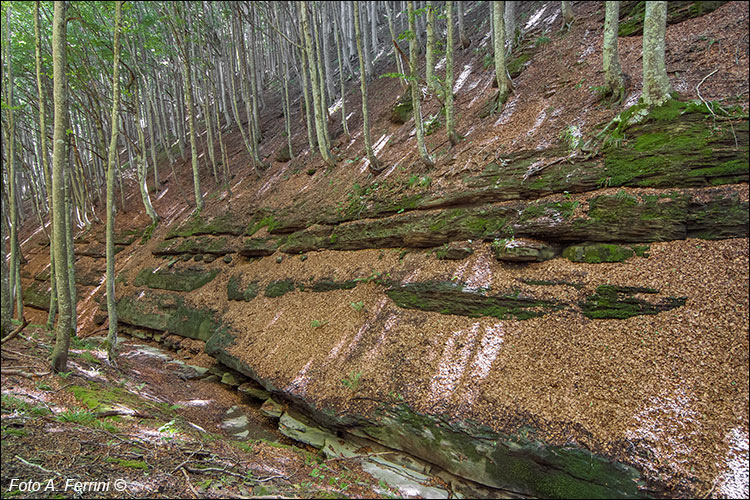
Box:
left=109, top=105, right=749, bottom=498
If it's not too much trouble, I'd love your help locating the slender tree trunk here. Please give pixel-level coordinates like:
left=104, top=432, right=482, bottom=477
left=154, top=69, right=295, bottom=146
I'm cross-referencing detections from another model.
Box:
left=561, top=1, right=575, bottom=30
left=505, top=1, right=516, bottom=53
left=334, top=17, right=350, bottom=139
left=446, top=1, right=460, bottom=145
left=50, top=0, right=73, bottom=373
left=385, top=0, right=407, bottom=90
left=4, top=4, right=22, bottom=322
left=603, top=1, right=625, bottom=103
left=457, top=1, right=470, bottom=48
left=64, top=169, right=77, bottom=336
left=300, top=0, right=335, bottom=166
left=493, top=1, right=513, bottom=108
left=106, top=1, right=123, bottom=363
left=354, top=1, right=380, bottom=172
left=425, top=0, right=436, bottom=91
left=322, top=6, right=335, bottom=104
left=134, top=81, right=159, bottom=224
left=642, top=1, right=672, bottom=107
left=299, top=43, right=316, bottom=153
left=311, top=2, right=331, bottom=149
left=172, top=4, right=204, bottom=212
left=0, top=185, right=10, bottom=338
left=408, top=0, right=435, bottom=167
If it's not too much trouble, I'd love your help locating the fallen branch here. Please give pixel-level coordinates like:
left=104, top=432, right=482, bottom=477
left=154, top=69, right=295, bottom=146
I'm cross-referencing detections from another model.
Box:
left=15, top=455, right=62, bottom=476
left=180, top=467, right=200, bottom=499
left=2, top=369, right=51, bottom=379
left=1, top=317, right=30, bottom=344
left=696, top=68, right=719, bottom=120
left=96, top=409, right=152, bottom=419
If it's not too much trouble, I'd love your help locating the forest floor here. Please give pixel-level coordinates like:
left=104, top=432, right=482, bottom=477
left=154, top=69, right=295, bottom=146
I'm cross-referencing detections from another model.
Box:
left=1, top=326, right=402, bottom=499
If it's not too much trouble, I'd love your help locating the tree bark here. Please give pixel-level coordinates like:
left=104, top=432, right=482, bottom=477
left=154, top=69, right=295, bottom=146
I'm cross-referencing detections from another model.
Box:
left=493, top=1, right=513, bottom=108
left=603, top=1, right=625, bottom=103
left=106, top=1, right=123, bottom=363
left=642, top=1, right=672, bottom=106
left=354, top=1, right=380, bottom=172
left=446, top=1, right=460, bottom=146
left=50, top=0, right=73, bottom=373
left=457, top=1, right=470, bottom=48
left=425, top=0, right=436, bottom=91
left=300, top=0, right=335, bottom=166
left=408, top=0, right=435, bottom=167
left=561, top=1, right=575, bottom=30
left=505, top=1, right=516, bottom=53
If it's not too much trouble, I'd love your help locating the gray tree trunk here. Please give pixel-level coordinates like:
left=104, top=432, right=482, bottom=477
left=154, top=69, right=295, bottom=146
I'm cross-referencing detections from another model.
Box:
left=425, top=0, right=436, bottom=91
left=446, top=0, right=460, bottom=145
left=505, top=1, right=516, bottom=53
left=457, top=1, right=469, bottom=48
left=106, top=1, right=123, bottom=363
left=493, top=1, right=512, bottom=108
left=300, top=1, right=335, bottom=166
left=642, top=1, right=672, bottom=106
left=561, top=1, right=575, bottom=30
left=408, top=0, right=434, bottom=167
left=354, top=1, right=379, bottom=172
left=50, top=0, right=73, bottom=373
left=603, top=1, right=625, bottom=103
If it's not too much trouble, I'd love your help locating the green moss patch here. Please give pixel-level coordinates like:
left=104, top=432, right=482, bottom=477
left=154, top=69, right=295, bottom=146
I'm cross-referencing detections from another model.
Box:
left=618, top=1, right=727, bottom=37
left=227, top=275, right=260, bottom=302
left=134, top=267, right=219, bottom=292
left=23, top=279, right=51, bottom=311
left=155, top=236, right=234, bottom=256
left=562, top=243, right=636, bottom=263
left=265, top=279, right=296, bottom=298
left=582, top=285, right=686, bottom=319
left=390, top=88, right=413, bottom=124
left=166, top=213, right=246, bottom=239
left=386, top=281, right=563, bottom=320
left=116, top=291, right=221, bottom=341
left=360, top=404, right=646, bottom=498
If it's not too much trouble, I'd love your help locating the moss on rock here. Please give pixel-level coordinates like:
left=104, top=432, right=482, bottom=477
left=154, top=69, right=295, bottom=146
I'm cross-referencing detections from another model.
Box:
left=562, top=243, right=635, bottom=263
left=581, top=285, right=687, bottom=319
left=386, top=281, right=563, bottom=320
left=227, top=275, right=260, bottom=302
left=133, top=267, right=219, bottom=292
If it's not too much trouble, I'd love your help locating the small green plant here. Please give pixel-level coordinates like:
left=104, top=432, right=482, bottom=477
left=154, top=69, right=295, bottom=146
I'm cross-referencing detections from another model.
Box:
left=310, top=319, right=329, bottom=329
left=158, top=419, right=179, bottom=440
left=309, top=467, right=326, bottom=481
left=482, top=52, right=493, bottom=69
left=349, top=301, right=365, bottom=312
left=341, top=371, right=362, bottom=392
left=57, top=371, right=72, bottom=379
left=559, top=125, right=583, bottom=151
left=590, top=84, right=609, bottom=98
left=35, top=381, right=53, bottom=391
left=535, top=35, right=550, bottom=47
left=78, top=351, right=101, bottom=365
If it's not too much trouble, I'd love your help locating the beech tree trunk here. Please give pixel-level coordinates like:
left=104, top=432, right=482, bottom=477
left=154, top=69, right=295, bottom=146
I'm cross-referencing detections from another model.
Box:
left=106, top=1, right=123, bottom=363
left=354, top=1, right=380, bottom=173
left=493, top=1, right=513, bottom=108
left=300, top=0, right=335, bottom=166
left=446, top=0, right=460, bottom=146
left=603, top=1, right=625, bottom=103
left=50, top=0, right=73, bottom=373
left=642, top=1, right=672, bottom=106
left=408, top=0, right=435, bottom=167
